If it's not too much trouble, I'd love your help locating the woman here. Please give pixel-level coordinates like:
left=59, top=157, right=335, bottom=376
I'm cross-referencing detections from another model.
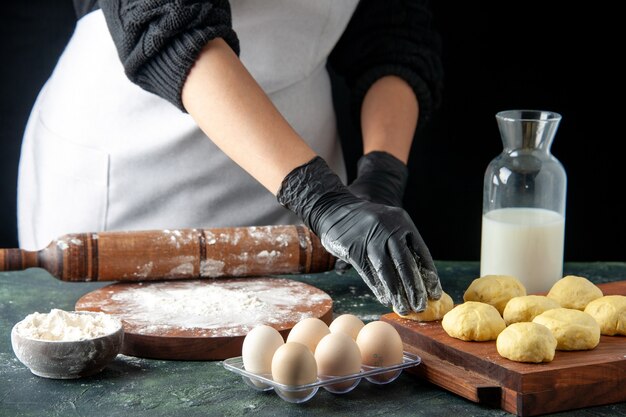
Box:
left=17, top=0, right=443, bottom=315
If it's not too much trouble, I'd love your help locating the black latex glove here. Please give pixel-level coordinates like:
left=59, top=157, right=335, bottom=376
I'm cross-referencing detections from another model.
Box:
left=348, top=151, right=408, bottom=207
left=335, top=151, right=409, bottom=273
left=277, top=156, right=442, bottom=314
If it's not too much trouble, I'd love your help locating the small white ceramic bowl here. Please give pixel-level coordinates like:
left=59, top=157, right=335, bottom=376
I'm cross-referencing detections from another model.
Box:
left=11, top=311, right=124, bottom=379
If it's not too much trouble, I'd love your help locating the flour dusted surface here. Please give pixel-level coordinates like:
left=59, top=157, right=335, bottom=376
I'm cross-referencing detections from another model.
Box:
left=78, top=278, right=332, bottom=337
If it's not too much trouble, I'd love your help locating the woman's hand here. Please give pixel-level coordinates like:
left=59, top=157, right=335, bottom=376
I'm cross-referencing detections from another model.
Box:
left=335, top=150, right=409, bottom=273
left=278, top=156, right=441, bottom=315
left=347, top=151, right=408, bottom=207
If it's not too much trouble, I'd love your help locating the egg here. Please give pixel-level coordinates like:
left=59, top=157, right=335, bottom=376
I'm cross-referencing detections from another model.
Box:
left=314, top=332, right=362, bottom=391
left=286, top=317, right=330, bottom=353
left=241, top=325, right=284, bottom=388
left=271, top=342, right=318, bottom=400
left=356, top=320, right=404, bottom=383
left=329, top=313, right=365, bottom=341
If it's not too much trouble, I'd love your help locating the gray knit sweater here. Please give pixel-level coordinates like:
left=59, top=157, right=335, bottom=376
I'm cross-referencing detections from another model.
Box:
left=74, top=0, right=443, bottom=122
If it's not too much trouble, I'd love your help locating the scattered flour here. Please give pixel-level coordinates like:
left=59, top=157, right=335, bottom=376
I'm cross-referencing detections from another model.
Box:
left=90, top=279, right=331, bottom=337
left=15, top=309, right=121, bottom=341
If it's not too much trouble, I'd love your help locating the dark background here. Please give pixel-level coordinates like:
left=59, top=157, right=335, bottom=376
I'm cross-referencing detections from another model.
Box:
left=1, top=2, right=624, bottom=261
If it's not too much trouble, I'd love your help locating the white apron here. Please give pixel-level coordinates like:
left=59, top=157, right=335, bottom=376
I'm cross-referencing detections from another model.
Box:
left=18, top=0, right=359, bottom=250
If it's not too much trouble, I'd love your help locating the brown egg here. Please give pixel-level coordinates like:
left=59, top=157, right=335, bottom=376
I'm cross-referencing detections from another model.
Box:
left=315, top=332, right=362, bottom=391
left=329, top=314, right=365, bottom=341
left=286, top=317, right=330, bottom=353
left=271, top=342, right=318, bottom=400
left=356, top=321, right=404, bottom=383
left=241, top=325, right=284, bottom=388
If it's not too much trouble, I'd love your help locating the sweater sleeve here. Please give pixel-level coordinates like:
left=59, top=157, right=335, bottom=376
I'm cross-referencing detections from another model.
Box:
left=328, top=0, right=443, bottom=125
left=98, top=0, right=239, bottom=111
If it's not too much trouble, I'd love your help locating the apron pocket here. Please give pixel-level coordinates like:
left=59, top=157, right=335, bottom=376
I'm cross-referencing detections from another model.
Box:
left=28, top=118, right=109, bottom=248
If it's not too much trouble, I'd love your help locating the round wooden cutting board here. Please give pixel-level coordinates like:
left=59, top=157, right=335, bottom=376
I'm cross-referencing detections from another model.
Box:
left=75, top=278, right=332, bottom=360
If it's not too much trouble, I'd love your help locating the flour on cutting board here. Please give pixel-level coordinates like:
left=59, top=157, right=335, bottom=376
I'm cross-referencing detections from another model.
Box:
left=89, top=280, right=331, bottom=337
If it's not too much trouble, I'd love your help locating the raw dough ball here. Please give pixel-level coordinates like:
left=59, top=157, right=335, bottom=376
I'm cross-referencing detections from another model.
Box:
left=396, top=292, right=454, bottom=322
left=547, top=275, right=603, bottom=310
left=503, top=295, right=561, bottom=325
left=584, top=295, right=626, bottom=336
left=442, top=301, right=506, bottom=341
left=533, top=308, right=600, bottom=351
left=463, top=275, right=527, bottom=315
left=496, top=322, right=557, bottom=363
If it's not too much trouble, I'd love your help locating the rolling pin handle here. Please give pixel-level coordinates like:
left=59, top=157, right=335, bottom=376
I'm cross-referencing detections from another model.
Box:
left=0, top=249, right=40, bottom=272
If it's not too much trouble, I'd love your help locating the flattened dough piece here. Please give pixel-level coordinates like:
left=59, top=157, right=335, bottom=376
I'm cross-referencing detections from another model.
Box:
left=396, top=292, right=454, bottom=322
left=496, top=322, right=557, bottom=363
left=442, top=301, right=505, bottom=341
left=463, top=275, right=526, bottom=315
left=584, top=295, right=626, bottom=336
left=503, top=295, right=561, bottom=325
left=547, top=275, right=603, bottom=310
left=533, top=308, right=600, bottom=351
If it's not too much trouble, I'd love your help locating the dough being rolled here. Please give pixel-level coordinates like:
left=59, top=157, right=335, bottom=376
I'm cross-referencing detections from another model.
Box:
left=533, top=308, right=600, bottom=351
left=496, top=322, right=557, bottom=363
left=442, top=301, right=505, bottom=341
left=463, top=275, right=526, bottom=315
left=503, top=295, right=560, bottom=325
left=547, top=275, right=603, bottom=310
left=396, top=292, right=454, bottom=322
left=584, top=295, right=626, bottom=336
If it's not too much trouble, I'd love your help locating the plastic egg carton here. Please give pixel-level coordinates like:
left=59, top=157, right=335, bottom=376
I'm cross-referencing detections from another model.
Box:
left=222, top=351, right=421, bottom=403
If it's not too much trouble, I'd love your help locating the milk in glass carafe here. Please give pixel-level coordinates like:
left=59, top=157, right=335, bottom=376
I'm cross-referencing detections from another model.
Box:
left=480, top=110, right=567, bottom=294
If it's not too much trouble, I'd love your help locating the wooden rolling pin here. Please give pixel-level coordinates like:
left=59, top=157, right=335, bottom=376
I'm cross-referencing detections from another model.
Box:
left=0, top=225, right=335, bottom=282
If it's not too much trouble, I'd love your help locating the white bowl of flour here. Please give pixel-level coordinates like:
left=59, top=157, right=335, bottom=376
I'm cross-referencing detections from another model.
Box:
left=11, top=309, right=123, bottom=379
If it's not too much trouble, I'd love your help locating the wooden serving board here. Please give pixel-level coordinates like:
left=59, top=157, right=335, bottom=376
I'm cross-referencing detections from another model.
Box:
left=382, top=280, right=626, bottom=417
left=75, top=278, right=332, bottom=360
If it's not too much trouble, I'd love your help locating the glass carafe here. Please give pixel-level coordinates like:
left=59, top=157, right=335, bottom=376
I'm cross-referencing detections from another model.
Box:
left=480, top=110, right=567, bottom=294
